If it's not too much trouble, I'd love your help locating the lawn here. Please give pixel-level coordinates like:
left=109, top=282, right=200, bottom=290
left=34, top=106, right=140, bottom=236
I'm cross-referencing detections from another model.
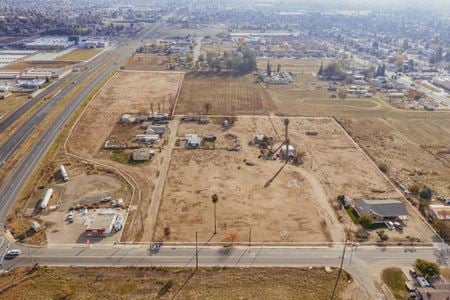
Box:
left=382, top=268, right=409, bottom=300
left=0, top=266, right=352, bottom=299
left=58, top=48, right=102, bottom=61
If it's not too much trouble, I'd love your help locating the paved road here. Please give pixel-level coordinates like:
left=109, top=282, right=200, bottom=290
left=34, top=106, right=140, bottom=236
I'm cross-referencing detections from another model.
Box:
left=0, top=22, right=163, bottom=222
left=0, top=45, right=117, bottom=135
left=0, top=244, right=443, bottom=299
left=0, top=53, right=114, bottom=165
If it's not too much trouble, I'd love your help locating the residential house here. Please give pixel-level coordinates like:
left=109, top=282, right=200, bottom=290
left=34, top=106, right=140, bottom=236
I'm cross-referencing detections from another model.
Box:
left=353, top=199, right=408, bottom=223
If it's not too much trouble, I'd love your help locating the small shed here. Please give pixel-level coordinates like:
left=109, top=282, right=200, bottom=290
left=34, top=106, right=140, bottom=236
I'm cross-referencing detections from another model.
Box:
left=185, top=134, right=201, bottom=148
left=135, top=134, right=159, bottom=144
left=146, top=125, right=167, bottom=135
left=280, top=144, right=296, bottom=158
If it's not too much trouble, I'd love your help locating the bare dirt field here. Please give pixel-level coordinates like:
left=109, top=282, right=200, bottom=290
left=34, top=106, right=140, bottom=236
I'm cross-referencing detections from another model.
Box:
left=0, top=266, right=351, bottom=300
left=154, top=116, right=432, bottom=244
left=175, top=72, right=276, bottom=115
left=339, top=117, right=450, bottom=196
left=66, top=70, right=184, bottom=242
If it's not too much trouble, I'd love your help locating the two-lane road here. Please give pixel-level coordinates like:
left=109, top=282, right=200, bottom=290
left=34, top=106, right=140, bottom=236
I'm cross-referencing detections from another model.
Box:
left=1, top=244, right=442, bottom=299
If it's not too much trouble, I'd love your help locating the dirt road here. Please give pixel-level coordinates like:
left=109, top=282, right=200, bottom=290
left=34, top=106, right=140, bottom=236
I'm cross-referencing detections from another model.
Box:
left=298, top=168, right=346, bottom=242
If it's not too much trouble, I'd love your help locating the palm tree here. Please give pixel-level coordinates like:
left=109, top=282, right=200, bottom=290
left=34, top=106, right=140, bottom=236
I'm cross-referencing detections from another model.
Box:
left=212, top=193, right=219, bottom=234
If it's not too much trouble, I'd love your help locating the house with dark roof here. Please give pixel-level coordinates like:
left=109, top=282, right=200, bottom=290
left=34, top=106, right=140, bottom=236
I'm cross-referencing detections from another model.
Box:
left=353, top=199, right=408, bottom=223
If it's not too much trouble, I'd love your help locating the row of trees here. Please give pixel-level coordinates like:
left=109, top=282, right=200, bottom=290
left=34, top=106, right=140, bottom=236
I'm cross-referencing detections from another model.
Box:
left=203, top=48, right=257, bottom=73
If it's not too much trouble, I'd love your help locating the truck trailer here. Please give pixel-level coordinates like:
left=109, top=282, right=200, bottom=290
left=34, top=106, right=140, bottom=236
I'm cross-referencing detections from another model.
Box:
left=60, top=164, right=69, bottom=182
left=41, top=188, right=53, bottom=209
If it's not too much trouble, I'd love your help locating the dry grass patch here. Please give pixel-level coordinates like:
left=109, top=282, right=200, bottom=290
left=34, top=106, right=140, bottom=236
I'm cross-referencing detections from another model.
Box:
left=176, top=72, right=276, bottom=115
left=57, top=48, right=102, bottom=61
left=0, top=266, right=351, bottom=299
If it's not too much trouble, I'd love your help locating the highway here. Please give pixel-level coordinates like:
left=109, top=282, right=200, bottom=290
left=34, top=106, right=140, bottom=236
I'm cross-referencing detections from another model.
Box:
left=0, top=52, right=115, bottom=165
left=0, top=244, right=444, bottom=299
left=0, top=22, right=163, bottom=221
left=0, top=49, right=109, bottom=135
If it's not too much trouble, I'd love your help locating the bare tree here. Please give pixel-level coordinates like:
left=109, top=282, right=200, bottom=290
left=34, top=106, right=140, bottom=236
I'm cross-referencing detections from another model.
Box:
left=212, top=193, right=219, bottom=234
left=204, top=102, right=211, bottom=115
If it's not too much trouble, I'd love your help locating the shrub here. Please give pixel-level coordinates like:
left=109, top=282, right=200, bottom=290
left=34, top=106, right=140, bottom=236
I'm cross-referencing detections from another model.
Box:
left=359, top=214, right=373, bottom=228
left=419, top=187, right=432, bottom=200
left=415, top=259, right=440, bottom=279
left=378, top=163, right=389, bottom=173
left=408, top=183, right=420, bottom=195
left=377, top=230, right=389, bottom=242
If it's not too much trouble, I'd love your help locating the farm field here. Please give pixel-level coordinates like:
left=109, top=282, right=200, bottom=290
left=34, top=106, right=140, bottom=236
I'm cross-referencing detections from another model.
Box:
left=256, top=58, right=335, bottom=74
left=124, top=53, right=178, bottom=71
left=175, top=72, right=276, bottom=115
left=0, top=266, right=352, bottom=300
left=57, top=48, right=102, bottom=61
left=154, top=116, right=433, bottom=244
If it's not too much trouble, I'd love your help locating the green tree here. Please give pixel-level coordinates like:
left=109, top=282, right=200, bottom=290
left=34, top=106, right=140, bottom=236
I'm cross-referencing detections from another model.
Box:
left=420, top=187, right=432, bottom=200
left=415, top=259, right=440, bottom=279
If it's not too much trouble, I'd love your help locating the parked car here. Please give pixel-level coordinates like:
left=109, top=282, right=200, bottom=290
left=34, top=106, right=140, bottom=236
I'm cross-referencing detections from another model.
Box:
left=394, top=222, right=404, bottom=231
left=67, top=211, right=75, bottom=223
left=409, top=268, right=417, bottom=278
left=100, top=196, right=112, bottom=203
left=385, top=221, right=394, bottom=230
left=6, top=249, right=21, bottom=257
left=417, top=277, right=430, bottom=288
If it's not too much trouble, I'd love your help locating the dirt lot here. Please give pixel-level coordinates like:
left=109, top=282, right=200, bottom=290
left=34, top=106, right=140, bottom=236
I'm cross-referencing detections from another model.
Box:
left=0, top=266, right=351, bottom=299
left=175, top=72, right=276, bottom=115
left=66, top=70, right=184, bottom=242
left=57, top=48, right=102, bottom=61
left=154, top=117, right=432, bottom=244
left=339, top=117, right=450, bottom=197
left=124, top=53, right=178, bottom=71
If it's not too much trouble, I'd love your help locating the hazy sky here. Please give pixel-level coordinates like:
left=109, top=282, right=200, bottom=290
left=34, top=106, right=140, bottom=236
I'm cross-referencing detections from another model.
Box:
left=317, top=0, right=450, bottom=10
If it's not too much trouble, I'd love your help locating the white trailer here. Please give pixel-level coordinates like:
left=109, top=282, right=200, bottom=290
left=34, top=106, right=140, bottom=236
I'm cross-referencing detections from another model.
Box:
left=40, top=188, right=53, bottom=209
left=60, top=164, right=69, bottom=182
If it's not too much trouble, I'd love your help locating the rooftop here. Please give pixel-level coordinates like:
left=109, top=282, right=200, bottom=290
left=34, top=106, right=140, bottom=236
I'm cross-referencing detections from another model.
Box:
left=354, top=199, right=408, bottom=218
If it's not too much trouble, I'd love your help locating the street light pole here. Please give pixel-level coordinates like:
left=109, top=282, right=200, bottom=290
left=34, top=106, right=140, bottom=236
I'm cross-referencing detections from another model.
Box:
left=195, top=231, right=198, bottom=270
left=23, top=230, right=34, bottom=266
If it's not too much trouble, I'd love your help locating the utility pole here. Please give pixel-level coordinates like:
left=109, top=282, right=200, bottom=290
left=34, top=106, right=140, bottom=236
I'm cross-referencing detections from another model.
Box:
left=195, top=231, right=198, bottom=270
left=249, top=227, right=252, bottom=246
left=331, top=224, right=351, bottom=299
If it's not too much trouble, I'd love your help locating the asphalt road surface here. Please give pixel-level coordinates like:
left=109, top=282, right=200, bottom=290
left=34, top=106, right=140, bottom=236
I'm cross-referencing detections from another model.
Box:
left=0, top=244, right=443, bottom=299
left=0, top=22, right=163, bottom=222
